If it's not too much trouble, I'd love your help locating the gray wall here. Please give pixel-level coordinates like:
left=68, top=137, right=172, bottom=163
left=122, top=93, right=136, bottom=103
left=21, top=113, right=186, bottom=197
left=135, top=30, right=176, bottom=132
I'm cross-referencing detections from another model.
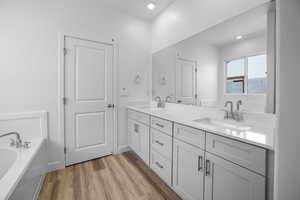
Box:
left=275, top=0, right=300, bottom=199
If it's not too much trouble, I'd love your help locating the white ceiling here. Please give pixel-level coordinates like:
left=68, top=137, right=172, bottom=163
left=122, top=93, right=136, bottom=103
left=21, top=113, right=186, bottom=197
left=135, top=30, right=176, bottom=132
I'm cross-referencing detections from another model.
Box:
left=101, top=0, right=176, bottom=20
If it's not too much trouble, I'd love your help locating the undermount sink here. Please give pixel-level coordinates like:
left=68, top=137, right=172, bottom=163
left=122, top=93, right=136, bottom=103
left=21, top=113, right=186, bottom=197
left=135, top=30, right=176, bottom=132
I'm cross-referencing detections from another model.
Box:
left=193, top=117, right=252, bottom=131
left=138, top=105, right=165, bottom=110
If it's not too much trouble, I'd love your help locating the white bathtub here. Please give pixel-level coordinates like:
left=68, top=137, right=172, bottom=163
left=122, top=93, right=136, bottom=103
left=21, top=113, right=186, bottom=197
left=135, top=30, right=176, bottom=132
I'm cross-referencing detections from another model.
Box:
left=0, top=149, right=18, bottom=180
left=0, top=138, right=47, bottom=200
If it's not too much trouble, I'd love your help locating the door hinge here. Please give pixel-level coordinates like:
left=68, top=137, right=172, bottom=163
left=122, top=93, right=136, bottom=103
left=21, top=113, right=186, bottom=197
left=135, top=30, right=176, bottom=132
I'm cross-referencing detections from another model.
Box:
left=64, top=147, right=67, bottom=154
left=63, top=97, right=67, bottom=105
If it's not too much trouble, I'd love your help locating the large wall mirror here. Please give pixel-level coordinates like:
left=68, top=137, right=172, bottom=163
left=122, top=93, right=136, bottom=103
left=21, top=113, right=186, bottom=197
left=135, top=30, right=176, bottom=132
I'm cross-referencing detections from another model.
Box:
left=152, top=2, right=276, bottom=113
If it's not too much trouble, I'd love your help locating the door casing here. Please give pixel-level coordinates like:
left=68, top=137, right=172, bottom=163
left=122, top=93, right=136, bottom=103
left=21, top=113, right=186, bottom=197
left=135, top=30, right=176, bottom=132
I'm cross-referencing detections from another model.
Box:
left=58, top=32, right=119, bottom=168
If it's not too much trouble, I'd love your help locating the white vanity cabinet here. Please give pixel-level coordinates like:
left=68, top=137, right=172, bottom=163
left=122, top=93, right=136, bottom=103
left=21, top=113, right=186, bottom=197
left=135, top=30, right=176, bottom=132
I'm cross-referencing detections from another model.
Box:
left=173, top=124, right=206, bottom=200
left=128, top=119, right=140, bottom=153
left=204, top=133, right=266, bottom=200
left=150, top=116, right=173, bottom=185
left=173, top=139, right=205, bottom=200
left=172, top=123, right=266, bottom=200
left=204, top=152, right=265, bottom=200
left=127, top=109, right=270, bottom=200
left=206, top=133, right=266, bottom=175
left=128, top=110, right=150, bottom=165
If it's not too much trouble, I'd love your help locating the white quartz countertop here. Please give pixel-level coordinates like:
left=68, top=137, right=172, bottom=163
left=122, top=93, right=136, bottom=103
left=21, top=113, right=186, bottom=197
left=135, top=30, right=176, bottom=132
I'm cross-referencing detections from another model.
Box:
left=127, top=104, right=275, bottom=150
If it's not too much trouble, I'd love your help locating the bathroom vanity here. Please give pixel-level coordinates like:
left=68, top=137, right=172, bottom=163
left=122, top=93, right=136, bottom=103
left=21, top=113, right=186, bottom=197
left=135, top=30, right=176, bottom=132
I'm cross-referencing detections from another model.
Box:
left=127, top=104, right=275, bottom=200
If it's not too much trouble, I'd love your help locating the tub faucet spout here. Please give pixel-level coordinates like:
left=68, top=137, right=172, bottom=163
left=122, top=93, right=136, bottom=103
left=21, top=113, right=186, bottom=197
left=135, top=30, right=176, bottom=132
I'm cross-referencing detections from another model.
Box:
left=0, top=132, right=23, bottom=148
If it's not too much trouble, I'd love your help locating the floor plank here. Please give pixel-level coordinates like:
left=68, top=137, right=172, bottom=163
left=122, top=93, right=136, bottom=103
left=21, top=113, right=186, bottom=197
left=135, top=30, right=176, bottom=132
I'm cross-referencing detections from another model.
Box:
left=38, top=152, right=182, bottom=200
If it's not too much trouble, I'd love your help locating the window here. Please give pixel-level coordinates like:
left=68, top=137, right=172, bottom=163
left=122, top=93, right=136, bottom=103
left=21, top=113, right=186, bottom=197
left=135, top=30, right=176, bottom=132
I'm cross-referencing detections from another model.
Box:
left=225, top=54, right=267, bottom=94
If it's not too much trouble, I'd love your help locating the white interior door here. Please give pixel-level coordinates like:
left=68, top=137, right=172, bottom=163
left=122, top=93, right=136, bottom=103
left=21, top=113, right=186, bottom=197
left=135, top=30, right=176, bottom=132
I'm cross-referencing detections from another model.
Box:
left=65, top=36, right=114, bottom=166
left=176, top=58, right=197, bottom=104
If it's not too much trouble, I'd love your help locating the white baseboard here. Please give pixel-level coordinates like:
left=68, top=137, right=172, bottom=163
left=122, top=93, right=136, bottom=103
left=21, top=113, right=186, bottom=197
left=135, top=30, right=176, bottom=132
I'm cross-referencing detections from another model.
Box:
left=47, top=146, right=130, bottom=172
left=47, top=161, right=65, bottom=172
left=117, top=145, right=130, bottom=154
left=33, top=175, right=45, bottom=200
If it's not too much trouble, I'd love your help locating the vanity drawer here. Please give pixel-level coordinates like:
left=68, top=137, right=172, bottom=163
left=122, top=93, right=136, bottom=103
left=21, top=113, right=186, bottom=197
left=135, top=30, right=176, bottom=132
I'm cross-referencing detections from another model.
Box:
left=206, top=133, right=266, bottom=175
left=128, top=109, right=150, bottom=125
left=174, top=123, right=205, bottom=149
left=150, top=149, right=172, bottom=185
left=151, top=117, right=173, bottom=136
left=151, top=128, right=172, bottom=160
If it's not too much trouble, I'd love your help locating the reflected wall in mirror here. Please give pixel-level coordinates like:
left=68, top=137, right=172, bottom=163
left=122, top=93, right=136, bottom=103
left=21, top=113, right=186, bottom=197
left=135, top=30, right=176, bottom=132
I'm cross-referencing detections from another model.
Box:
left=152, top=2, right=276, bottom=113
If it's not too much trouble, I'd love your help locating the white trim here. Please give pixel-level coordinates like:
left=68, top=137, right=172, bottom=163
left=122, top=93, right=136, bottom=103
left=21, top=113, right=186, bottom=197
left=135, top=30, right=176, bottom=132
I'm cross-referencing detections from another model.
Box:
left=58, top=33, right=66, bottom=169
left=32, top=175, right=45, bottom=200
left=117, top=145, right=130, bottom=154
left=58, top=32, right=119, bottom=169
left=0, top=111, right=48, bottom=140
left=47, top=161, right=64, bottom=172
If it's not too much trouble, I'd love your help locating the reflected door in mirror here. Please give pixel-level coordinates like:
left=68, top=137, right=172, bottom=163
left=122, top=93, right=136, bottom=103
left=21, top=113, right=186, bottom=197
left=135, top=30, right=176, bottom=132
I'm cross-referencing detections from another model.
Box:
left=176, top=58, right=197, bottom=104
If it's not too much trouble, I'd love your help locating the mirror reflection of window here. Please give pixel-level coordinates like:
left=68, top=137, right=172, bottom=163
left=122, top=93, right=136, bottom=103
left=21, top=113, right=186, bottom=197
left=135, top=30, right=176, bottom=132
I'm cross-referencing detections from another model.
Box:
left=226, top=58, right=245, bottom=94
left=248, top=55, right=267, bottom=94
left=225, top=54, right=267, bottom=94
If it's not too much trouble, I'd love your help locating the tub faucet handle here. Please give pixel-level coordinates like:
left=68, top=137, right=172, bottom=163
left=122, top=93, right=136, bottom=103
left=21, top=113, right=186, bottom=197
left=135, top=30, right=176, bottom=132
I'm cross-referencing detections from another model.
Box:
left=23, top=141, right=31, bottom=149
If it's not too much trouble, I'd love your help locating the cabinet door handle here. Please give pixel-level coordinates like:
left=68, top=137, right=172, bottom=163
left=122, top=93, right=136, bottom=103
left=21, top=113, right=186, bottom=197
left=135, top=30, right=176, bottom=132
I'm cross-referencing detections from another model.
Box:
left=155, top=140, right=164, bottom=146
left=155, top=123, right=164, bottom=128
left=155, top=161, right=164, bottom=169
left=198, top=156, right=203, bottom=171
left=205, top=159, right=211, bottom=176
left=134, top=124, right=139, bottom=133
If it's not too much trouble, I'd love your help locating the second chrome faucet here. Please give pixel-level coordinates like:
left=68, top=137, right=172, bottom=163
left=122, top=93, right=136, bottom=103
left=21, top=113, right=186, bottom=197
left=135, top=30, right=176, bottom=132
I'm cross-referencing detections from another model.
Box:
left=224, top=100, right=244, bottom=121
left=154, top=96, right=172, bottom=108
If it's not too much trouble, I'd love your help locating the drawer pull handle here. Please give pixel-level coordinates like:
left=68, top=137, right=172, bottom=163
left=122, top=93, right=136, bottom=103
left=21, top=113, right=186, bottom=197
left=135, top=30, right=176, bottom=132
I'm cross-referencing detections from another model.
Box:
left=155, top=123, right=164, bottom=128
left=155, top=140, right=164, bottom=146
left=198, top=156, right=203, bottom=171
left=205, top=159, right=211, bottom=176
left=155, top=161, right=164, bottom=169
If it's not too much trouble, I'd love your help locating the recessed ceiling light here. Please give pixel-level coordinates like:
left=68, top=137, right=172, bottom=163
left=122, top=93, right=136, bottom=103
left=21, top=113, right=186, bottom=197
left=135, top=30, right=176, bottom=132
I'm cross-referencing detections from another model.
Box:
left=236, top=35, right=243, bottom=40
left=147, top=3, right=156, bottom=10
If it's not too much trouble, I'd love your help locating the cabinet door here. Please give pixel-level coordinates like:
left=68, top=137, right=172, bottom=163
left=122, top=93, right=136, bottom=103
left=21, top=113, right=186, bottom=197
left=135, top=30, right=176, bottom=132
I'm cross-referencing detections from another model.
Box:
left=139, top=122, right=150, bottom=165
left=173, top=139, right=205, bottom=200
left=128, top=119, right=149, bottom=165
left=128, top=119, right=140, bottom=154
left=204, top=153, right=265, bottom=200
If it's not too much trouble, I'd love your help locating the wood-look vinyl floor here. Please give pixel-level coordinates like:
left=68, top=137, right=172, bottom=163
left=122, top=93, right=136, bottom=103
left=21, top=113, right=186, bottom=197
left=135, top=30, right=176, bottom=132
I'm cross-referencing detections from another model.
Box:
left=38, top=152, right=182, bottom=200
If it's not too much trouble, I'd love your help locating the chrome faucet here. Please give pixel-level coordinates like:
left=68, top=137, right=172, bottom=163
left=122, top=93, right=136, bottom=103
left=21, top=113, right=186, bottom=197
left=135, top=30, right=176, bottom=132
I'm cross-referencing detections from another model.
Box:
left=154, top=96, right=161, bottom=102
left=224, top=101, right=234, bottom=119
left=235, top=100, right=243, bottom=121
left=154, top=96, right=165, bottom=108
left=223, top=100, right=244, bottom=121
left=0, top=132, right=23, bottom=148
left=165, top=96, right=172, bottom=103
left=236, top=100, right=242, bottom=111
